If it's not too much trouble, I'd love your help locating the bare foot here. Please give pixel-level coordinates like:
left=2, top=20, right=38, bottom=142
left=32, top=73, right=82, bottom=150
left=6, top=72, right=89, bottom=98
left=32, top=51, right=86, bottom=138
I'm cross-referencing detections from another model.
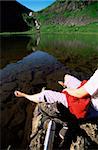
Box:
left=14, top=91, right=24, bottom=97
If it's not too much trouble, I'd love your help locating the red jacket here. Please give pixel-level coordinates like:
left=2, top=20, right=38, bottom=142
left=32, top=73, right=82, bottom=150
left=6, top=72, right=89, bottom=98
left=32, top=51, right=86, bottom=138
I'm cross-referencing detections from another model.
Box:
left=62, top=80, right=91, bottom=119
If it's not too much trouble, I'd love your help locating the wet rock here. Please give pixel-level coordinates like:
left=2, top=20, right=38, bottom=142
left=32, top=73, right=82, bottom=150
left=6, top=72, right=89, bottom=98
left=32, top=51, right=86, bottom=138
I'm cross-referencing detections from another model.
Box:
left=16, top=70, right=33, bottom=82
left=0, top=91, right=12, bottom=102
left=0, top=72, right=16, bottom=85
left=1, top=82, right=17, bottom=92
left=32, top=71, right=46, bottom=86
left=1, top=99, right=34, bottom=149
left=20, top=102, right=34, bottom=149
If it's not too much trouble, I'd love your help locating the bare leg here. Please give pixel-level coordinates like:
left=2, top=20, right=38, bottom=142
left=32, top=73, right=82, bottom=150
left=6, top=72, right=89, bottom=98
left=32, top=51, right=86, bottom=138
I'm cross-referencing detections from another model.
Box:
left=14, top=90, right=42, bottom=103
left=58, top=74, right=81, bottom=89
left=64, top=74, right=81, bottom=89
left=14, top=90, right=68, bottom=107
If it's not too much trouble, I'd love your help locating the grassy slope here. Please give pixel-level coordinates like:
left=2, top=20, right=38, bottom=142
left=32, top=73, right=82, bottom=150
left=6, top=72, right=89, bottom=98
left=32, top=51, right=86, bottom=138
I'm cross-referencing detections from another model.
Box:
left=40, top=22, right=98, bottom=34
left=37, top=2, right=98, bottom=33
left=0, top=1, right=98, bottom=35
left=37, top=2, right=98, bottom=22
left=63, top=2, right=98, bottom=18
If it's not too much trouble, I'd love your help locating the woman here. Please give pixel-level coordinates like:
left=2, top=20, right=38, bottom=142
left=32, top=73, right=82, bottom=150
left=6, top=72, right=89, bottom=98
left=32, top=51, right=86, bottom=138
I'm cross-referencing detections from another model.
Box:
left=14, top=69, right=98, bottom=119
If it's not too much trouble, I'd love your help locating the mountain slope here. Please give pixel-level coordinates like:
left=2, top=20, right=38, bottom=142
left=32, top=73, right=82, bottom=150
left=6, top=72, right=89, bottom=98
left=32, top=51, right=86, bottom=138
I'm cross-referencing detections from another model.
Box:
left=0, top=1, right=32, bottom=32
left=37, top=0, right=98, bottom=26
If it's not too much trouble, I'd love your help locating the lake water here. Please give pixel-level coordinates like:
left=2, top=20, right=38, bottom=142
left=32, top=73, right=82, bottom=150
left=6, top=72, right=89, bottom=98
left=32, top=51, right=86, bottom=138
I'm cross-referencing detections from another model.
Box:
left=0, top=33, right=98, bottom=149
left=0, top=33, right=98, bottom=100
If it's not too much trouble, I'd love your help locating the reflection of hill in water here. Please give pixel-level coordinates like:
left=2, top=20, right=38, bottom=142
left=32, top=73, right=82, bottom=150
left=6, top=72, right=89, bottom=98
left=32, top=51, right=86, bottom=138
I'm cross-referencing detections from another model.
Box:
left=1, top=34, right=98, bottom=76
left=38, top=34, right=98, bottom=77
left=0, top=51, right=66, bottom=101
left=0, top=35, right=40, bottom=69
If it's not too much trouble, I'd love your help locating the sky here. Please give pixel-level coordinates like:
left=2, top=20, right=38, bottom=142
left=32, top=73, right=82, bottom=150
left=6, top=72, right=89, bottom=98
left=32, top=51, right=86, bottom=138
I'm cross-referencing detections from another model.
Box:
left=16, top=0, right=56, bottom=12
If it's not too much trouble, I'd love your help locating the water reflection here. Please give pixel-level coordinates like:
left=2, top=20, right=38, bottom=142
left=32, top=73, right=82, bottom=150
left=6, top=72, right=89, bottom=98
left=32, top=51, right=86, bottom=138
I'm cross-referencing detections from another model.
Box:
left=0, top=34, right=40, bottom=68
left=26, top=33, right=40, bottom=51
left=39, top=34, right=98, bottom=76
left=1, top=33, right=98, bottom=149
left=1, top=33, right=98, bottom=73
left=0, top=50, right=69, bottom=102
left=0, top=36, right=30, bottom=68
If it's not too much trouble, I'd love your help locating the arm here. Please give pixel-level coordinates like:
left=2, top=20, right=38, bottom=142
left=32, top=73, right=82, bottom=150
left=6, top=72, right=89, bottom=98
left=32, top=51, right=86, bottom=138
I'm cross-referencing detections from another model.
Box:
left=64, top=69, right=98, bottom=98
left=64, top=86, right=89, bottom=98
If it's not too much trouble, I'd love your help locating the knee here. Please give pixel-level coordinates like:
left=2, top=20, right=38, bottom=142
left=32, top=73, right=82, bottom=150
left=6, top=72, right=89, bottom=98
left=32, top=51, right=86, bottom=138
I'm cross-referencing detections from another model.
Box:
left=64, top=74, right=71, bottom=82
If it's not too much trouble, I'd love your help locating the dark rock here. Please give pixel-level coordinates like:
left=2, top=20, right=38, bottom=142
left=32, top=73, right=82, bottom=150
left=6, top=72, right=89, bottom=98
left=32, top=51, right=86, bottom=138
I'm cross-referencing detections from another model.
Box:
left=70, top=120, right=98, bottom=149
left=1, top=99, right=34, bottom=149
left=16, top=71, right=32, bottom=82
left=32, top=71, right=46, bottom=85
left=0, top=92, right=12, bottom=102
left=1, top=82, right=17, bottom=92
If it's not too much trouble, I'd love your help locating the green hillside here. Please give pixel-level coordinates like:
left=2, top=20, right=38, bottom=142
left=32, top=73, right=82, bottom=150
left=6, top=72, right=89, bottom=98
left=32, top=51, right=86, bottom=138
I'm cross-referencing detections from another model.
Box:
left=0, top=0, right=98, bottom=35
left=37, top=1, right=98, bottom=25
left=34, top=0, right=98, bottom=33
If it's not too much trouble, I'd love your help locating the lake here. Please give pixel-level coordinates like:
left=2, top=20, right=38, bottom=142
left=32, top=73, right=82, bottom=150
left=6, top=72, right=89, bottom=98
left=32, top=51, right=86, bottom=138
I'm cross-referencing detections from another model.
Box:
left=0, top=33, right=98, bottom=149
left=0, top=33, right=98, bottom=102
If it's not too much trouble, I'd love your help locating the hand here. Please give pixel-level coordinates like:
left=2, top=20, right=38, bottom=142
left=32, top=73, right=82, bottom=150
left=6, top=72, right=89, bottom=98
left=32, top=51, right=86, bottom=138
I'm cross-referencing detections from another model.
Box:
left=58, top=81, right=66, bottom=88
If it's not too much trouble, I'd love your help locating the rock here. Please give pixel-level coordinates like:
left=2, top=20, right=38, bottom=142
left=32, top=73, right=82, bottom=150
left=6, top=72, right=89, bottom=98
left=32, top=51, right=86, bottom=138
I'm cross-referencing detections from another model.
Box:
left=1, top=99, right=33, bottom=149
left=1, top=50, right=97, bottom=149
left=16, top=70, right=32, bottom=82
left=70, top=120, right=98, bottom=150
left=1, top=82, right=17, bottom=92
left=80, top=122, right=98, bottom=144
left=0, top=91, right=12, bottom=102
left=32, top=71, right=46, bottom=85
left=29, top=103, right=98, bottom=150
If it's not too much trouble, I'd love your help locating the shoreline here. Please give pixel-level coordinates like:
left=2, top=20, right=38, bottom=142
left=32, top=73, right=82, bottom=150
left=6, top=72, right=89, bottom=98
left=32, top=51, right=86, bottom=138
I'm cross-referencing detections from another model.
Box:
left=0, top=23, right=98, bottom=36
